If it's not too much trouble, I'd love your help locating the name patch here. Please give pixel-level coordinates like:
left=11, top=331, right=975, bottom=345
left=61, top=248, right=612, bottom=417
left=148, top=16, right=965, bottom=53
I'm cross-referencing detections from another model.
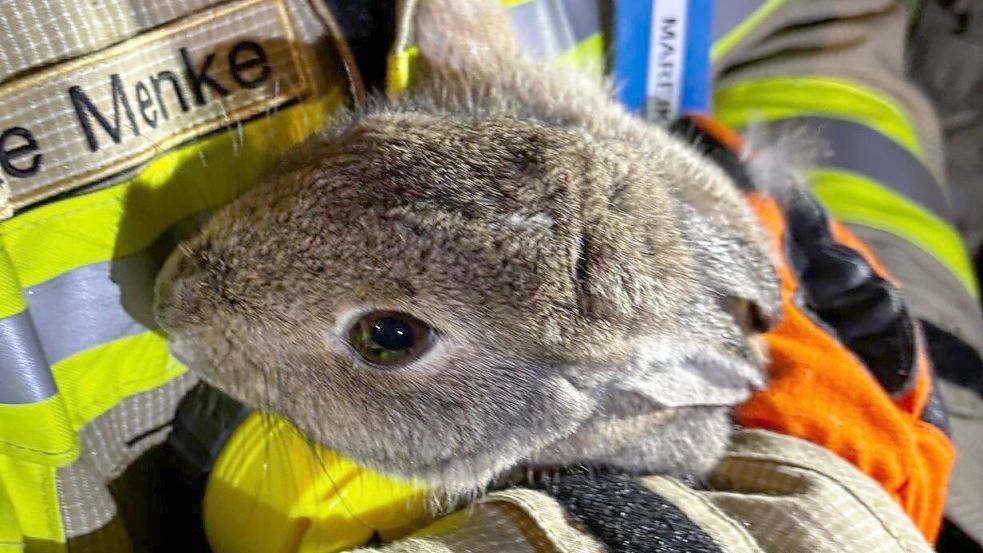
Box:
left=0, top=0, right=312, bottom=214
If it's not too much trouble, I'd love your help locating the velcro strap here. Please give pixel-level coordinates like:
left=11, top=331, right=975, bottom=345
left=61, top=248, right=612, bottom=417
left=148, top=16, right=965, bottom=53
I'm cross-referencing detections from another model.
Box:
left=523, top=467, right=725, bottom=553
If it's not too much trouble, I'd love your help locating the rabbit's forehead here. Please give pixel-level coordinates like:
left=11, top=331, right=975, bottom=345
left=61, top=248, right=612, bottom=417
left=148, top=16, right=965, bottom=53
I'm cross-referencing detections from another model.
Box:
left=192, top=183, right=583, bottom=323
left=315, top=115, right=624, bottom=222
left=343, top=113, right=584, bottom=176
left=315, top=206, right=579, bottom=316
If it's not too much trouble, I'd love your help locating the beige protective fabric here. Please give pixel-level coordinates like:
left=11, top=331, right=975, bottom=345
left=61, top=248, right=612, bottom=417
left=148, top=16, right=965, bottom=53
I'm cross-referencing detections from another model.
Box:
left=909, top=0, right=983, bottom=256
left=0, top=0, right=223, bottom=82
left=58, top=372, right=197, bottom=543
left=0, top=0, right=329, bottom=216
left=354, top=496, right=605, bottom=553
left=707, top=431, right=932, bottom=553
left=937, top=379, right=983, bottom=544
left=77, top=372, right=198, bottom=484
left=713, top=0, right=946, bottom=177
left=355, top=430, right=934, bottom=553
left=0, top=0, right=220, bottom=216
left=56, top=461, right=119, bottom=542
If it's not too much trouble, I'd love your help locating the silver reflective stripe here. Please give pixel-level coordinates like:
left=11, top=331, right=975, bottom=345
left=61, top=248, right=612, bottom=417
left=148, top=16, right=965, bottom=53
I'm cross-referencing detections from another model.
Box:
left=26, top=255, right=155, bottom=365
left=509, top=0, right=601, bottom=60
left=557, top=0, right=601, bottom=44
left=18, top=212, right=208, bottom=365
left=771, top=117, right=954, bottom=222
left=0, top=310, right=57, bottom=404
left=712, top=0, right=766, bottom=41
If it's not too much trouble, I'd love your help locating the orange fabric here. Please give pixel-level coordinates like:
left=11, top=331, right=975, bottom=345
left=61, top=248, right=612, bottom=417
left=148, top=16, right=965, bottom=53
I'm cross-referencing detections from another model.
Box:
left=686, top=112, right=747, bottom=153
left=737, top=194, right=955, bottom=543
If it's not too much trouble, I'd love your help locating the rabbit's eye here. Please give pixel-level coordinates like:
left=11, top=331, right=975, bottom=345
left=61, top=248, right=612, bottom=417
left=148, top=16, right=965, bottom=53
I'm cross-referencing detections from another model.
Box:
left=348, top=311, right=434, bottom=367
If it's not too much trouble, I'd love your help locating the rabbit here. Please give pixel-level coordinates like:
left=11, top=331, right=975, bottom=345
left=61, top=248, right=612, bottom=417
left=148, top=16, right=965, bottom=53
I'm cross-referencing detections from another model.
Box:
left=153, top=0, right=781, bottom=499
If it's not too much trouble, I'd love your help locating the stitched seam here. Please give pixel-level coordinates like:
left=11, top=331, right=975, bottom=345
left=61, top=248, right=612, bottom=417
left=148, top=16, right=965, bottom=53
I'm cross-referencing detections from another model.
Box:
left=40, top=463, right=60, bottom=541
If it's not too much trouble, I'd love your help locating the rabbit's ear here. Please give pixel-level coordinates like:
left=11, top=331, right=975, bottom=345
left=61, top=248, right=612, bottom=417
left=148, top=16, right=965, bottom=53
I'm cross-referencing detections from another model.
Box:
left=681, top=202, right=781, bottom=334
left=410, top=0, right=524, bottom=80
left=663, top=148, right=782, bottom=334
left=406, top=0, right=615, bottom=119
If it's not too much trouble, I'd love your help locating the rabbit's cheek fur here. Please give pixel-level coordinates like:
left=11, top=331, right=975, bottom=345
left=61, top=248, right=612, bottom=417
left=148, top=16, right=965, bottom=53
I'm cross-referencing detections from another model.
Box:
left=167, top=312, right=598, bottom=493
left=288, top=359, right=596, bottom=492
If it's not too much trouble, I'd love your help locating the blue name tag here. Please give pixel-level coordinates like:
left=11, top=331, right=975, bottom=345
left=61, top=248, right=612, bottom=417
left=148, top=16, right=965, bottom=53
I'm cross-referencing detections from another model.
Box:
left=614, top=0, right=714, bottom=124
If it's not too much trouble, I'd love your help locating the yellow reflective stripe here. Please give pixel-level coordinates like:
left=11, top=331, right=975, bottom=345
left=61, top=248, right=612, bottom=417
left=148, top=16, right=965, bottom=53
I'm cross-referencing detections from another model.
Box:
left=0, top=541, right=23, bottom=553
left=556, top=31, right=605, bottom=79
left=51, top=332, right=184, bottom=430
left=0, top=394, right=76, bottom=465
left=0, top=472, right=25, bottom=551
left=711, top=0, right=784, bottom=61
left=502, top=0, right=535, bottom=7
left=0, top=91, right=343, bottom=289
left=713, top=76, right=924, bottom=161
left=809, top=168, right=979, bottom=298
left=0, top=246, right=25, bottom=320
left=0, top=285, right=22, bottom=320
left=0, top=457, right=62, bottom=545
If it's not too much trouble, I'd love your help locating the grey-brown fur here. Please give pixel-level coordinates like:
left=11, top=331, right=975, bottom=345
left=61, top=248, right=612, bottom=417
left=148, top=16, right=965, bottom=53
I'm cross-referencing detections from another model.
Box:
left=155, top=0, right=780, bottom=497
